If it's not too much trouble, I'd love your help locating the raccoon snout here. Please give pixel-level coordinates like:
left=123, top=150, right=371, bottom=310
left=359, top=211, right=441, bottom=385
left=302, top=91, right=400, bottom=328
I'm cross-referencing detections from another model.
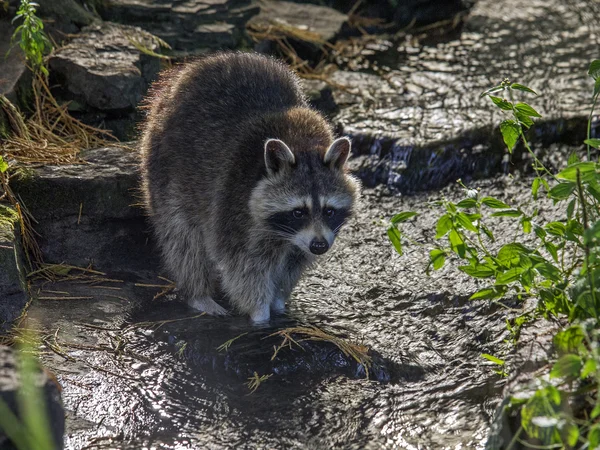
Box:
left=309, top=238, right=329, bottom=255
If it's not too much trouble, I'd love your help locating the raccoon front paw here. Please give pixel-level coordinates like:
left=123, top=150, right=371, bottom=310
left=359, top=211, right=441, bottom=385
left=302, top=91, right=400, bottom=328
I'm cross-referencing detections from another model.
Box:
left=249, top=303, right=271, bottom=323
left=270, top=296, right=286, bottom=313
left=188, top=296, right=228, bottom=316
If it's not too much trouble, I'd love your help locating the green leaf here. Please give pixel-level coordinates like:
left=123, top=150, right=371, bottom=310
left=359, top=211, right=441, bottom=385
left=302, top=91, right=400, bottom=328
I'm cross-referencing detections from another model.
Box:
left=429, top=248, right=446, bottom=270
left=532, top=177, right=541, bottom=199
left=495, top=267, right=525, bottom=285
left=545, top=241, right=559, bottom=262
left=500, top=120, right=520, bottom=152
left=566, top=198, right=576, bottom=219
left=456, top=198, right=477, bottom=208
left=387, top=227, right=403, bottom=256
left=590, top=424, right=600, bottom=448
left=469, top=286, right=505, bottom=300
left=481, top=225, right=495, bottom=241
left=554, top=326, right=585, bottom=354
left=510, top=83, right=537, bottom=95
left=585, top=138, right=600, bottom=149
left=456, top=212, right=478, bottom=232
left=481, top=353, right=504, bottom=365
left=595, top=77, right=600, bottom=98
left=435, top=214, right=452, bottom=238
left=550, top=354, right=582, bottom=379
left=581, top=358, right=597, bottom=378
left=489, top=95, right=513, bottom=110
left=490, top=209, right=522, bottom=217
left=515, top=102, right=541, bottom=118
left=534, top=262, right=562, bottom=282
left=567, top=152, right=580, bottom=165
left=391, top=211, right=418, bottom=225
left=592, top=404, right=600, bottom=420
left=548, top=182, right=575, bottom=200
left=481, top=197, right=511, bottom=209
left=0, top=156, right=8, bottom=173
left=448, top=229, right=466, bottom=258
left=521, top=218, right=532, bottom=233
left=480, top=85, right=504, bottom=97
left=588, top=59, right=600, bottom=80
left=459, top=264, right=495, bottom=278
left=497, top=243, right=530, bottom=265
left=561, top=421, right=579, bottom=447
left=556, top=162, right=596, bottom=183
left=516, top=111, right=534, bottom=128
left=534, top=224, right=546, bottom=240
left=545, top=221, right=566, bottom=237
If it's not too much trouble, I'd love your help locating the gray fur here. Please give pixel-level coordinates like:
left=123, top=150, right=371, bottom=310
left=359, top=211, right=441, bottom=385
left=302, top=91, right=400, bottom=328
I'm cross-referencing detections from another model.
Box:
left=139, top=52, right=359, bottom=322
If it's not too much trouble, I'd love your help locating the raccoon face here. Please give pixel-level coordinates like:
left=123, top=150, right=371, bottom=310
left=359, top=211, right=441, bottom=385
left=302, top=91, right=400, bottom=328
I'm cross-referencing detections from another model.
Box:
left=250, top=137, right=358, bottom=256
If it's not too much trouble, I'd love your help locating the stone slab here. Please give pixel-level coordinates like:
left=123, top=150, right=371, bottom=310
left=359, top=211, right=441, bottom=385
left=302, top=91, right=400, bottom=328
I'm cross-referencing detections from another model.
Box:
left=0, top=205, right=27, bottom=334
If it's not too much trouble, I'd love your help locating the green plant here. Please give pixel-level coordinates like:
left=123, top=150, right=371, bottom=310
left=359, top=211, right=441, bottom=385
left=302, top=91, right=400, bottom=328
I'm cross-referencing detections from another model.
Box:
left=0, top=331, right=57, bottom=450
left=10, top=0, right=52, bottom=76
left=388, top=60, right=600, bottom=448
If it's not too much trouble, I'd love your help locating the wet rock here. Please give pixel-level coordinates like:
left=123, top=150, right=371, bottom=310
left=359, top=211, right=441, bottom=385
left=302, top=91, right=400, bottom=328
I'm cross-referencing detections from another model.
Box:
left=329, top=0, right=600, bottom=191
left=0, top=20, right=31, bottom=111
left=0, top=205, right=27, bottom=334
left=302, top=79, right=338, bottom=115
left=0, top=345, right=65, bottom=450
left=11, top=146, right=158, bottom=277
left=36, top=0, right=97, bottom=35
left=48, top=22, right=161, bottom=112
left=486, top=317, right=560, bottom=449
left=99, top=0, right=259, bottom=53
left=248, top=0, right=348, bottom=43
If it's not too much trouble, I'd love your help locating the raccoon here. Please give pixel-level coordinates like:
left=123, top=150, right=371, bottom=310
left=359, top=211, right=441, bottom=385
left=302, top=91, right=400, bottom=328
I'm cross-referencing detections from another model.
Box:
left=139, top=52, right=359, bottom=322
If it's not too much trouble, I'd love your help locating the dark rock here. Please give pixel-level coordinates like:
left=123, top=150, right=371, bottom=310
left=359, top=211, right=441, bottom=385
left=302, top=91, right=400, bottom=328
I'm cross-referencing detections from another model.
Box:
left=0, top=345, right=65, bottom=450
left=0, top=205, right=27, bottom=334
left=486, top=317, right=560, bottom=449
left=11, top=146, right=159, bottom=277
left=0, top=20, right=31, bottom=111
left=99, top=0, right=259, bottom=53
left=248, top=0, right=348, bottom=43
left=48, top=22, right=161, bottom=112
left=302, top=79, right=338, bottom=115
left=37, top=0, right=97, bottom=35
left=328, top=0, right=600, bottom=191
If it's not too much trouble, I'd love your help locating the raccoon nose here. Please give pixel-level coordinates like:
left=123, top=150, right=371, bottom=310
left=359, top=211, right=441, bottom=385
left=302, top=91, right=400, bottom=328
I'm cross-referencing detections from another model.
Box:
left=309, top=239, right=329, bottom=255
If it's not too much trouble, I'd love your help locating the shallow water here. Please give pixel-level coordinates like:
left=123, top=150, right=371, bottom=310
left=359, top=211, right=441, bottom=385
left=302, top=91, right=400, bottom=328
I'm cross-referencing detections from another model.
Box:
left=24, top=173, right=562, bottom=449
left=18, top=0, right=598, bottom=445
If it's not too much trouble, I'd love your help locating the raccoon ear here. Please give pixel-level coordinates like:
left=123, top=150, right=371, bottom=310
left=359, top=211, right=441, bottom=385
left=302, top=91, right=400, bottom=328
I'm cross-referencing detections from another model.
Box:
left=265, top=139, right=295, bottom=175
left=324, top=137, right=351, bottom=170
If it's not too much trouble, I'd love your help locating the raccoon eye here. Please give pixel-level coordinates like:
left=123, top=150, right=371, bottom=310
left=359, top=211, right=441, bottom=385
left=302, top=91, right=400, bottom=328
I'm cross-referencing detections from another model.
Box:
left=324, top=207, right=336, bottom=217
left=292, top=209, right=305, bottom=219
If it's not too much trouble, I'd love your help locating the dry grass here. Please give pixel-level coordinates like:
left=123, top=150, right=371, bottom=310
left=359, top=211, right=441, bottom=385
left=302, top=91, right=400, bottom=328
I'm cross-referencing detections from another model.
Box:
left=134, top=276, right=176, bottom=300
left=216, top=332, right=248, bottom=352
left=245, top=371, right=273, bottom=394
left=268, top=325, right=372, bottom=377
left=1, top=74, right=116, bottom=166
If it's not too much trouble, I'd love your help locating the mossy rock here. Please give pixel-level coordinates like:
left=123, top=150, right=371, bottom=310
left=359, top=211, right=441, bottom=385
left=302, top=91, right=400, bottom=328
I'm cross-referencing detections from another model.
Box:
left=0, top=204, right=28, bottom=334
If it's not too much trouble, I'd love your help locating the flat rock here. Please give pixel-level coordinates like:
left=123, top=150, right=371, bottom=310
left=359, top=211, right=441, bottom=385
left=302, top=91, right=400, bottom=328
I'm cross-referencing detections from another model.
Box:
left=248, top=0, right=348, bottom=43
left=328, top=0, right=600, bottom=191
left=0, top=345, right=65, bottom=449
left=100, top=0, right=259, bottom=52
left=11, top=147, right=159, bottom=277
left=0, top=20, right=30, bottom=109
left=48, top=22, right=161, bottom=111
left=0, top=206, right=27, bottom=334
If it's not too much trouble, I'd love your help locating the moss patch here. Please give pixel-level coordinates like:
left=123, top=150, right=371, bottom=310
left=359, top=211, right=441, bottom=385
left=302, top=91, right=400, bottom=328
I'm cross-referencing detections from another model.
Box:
left=0, top=204, right=18, bottom=242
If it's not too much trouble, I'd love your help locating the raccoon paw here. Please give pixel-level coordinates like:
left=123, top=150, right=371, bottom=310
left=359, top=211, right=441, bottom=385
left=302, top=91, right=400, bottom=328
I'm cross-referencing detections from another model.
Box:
left=270, top=296, right=286, bottom=313
left=188, top=296, right=228, bottom=316
left=249, top=303, right=271, bottom=323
